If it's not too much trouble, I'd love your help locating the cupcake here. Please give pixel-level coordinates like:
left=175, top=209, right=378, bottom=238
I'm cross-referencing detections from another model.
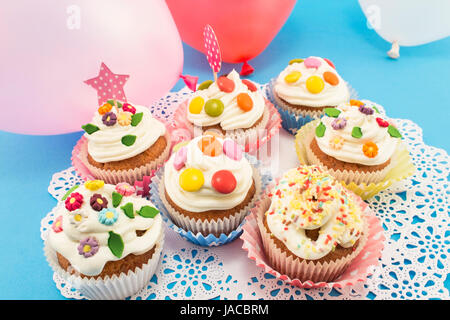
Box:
left=158, top=133, right=261, bottom=237
left=267, top=56, right=350, bottom=134
left=77, top=100, right=171, bottom=184
left=257, top=166, right=368, bottom=283
left=302, top=100, right=402, bottom=184
left=179, top=69, right=271, bottom=145
left=44, top=180, right=164, bottom=299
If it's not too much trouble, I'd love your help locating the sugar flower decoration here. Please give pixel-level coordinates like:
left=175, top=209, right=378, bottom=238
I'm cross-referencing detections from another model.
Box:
left=117, top=111, right=132, bottom=126
left=78, top=237, right=99, bottom=258
left=84, top=180, right=105, bottom=191
left=331, top=117, right=347, bottom=130
left=98, top=208, right=119, bottom=226
left=350, top=99, right=365, bottom=107
left=52, top=216, right=63, bottom=233
left=65, top=192, right=83, bottom=211
left=69, top=210, right=88, bottom=227
left=98, top=103, right=112, bottom=115
left=90, top=194, right=108, bottom=211
left=363, top=141, right=379, bottom=158
left=102, top=112, right=117, bottom=126
left=115, top=182, right=136, bottom=196
left=122, top=103, right=136, bottom=114
left=329, top=135, right=345, bottom=150
left=359, top=104, right=374, bottom=115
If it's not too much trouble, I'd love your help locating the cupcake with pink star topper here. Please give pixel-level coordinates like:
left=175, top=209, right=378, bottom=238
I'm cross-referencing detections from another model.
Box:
left=72, top=63, right=171, bottom=185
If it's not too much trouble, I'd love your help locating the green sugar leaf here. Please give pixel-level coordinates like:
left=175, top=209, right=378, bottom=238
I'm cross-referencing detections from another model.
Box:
left=107, top=99, right=123, bottom=108
left=324, top=108, right=341, bottom=118
left=315, top=122, right=326, bottom=137
left=137, top=206, right=159, bottom=219
left=388, top=125, right=402, bottom=138
left=352, top=126, right=363, bottom=138
left=131, top=112, right=143, bottom=126
left=61, top=185, right=79, bottom=201
left=112, top=192, right=123, bottom=208
left=81, top=123, right=99, bottom=135
left=197, top=80, right=213, bottom=90
left=372, top=105, right=381, bottom=114
left=120, top=202, right=134, bottom=219
left=108, top=231, right=124, bottom=258
left=121, top=135, right=136, bottom=146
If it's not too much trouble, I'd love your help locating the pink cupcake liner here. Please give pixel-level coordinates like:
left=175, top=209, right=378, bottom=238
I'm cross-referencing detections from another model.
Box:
left=241, top=187, right=385, bottom=289
left=171, top=98, right=281, bottom=154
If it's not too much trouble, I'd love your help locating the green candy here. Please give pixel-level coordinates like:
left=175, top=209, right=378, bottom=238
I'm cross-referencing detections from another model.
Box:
left=121, top=134, right=136, bottom=146
left=137, top=206, right=159, bottom=218
left=352, top=126, right=363, bottom=138
left=324, top=108, right=341, bottom=118
left=204, top=99, right=224, bottom=117
left=81, top=123, right=99, bottom=135
left=198, top=80, right=213, bottom=90
left=289, top=58, right=304, bottom=65
left=315, top=122, right=326, bottom=137
left=388, top=125, right=402, bottom=138
left=108, top=231, right=124, bottom=258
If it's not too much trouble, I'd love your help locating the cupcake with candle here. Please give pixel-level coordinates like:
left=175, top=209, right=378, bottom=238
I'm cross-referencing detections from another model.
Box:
left=267, top=56, right=351, bottom=134
left=75, top=100, right=171, bottom=184
left=257, top=166, right=368, bottom=283
left=44, top=180, right=164, bottom=299
left=156, top=132, right=262, bottom=237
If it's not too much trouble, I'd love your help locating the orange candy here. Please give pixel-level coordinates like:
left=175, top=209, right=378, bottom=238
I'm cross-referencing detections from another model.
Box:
left=362, top=141, right=378, bottom=158
left=98, top=103, right=112, bottom=115
left=350, top=99, right=365, bottom=107
left=198, top=136, right=222, bottom=157
left=323, top=71, right=339, bottom=86
left=236, top=92, right=253, bottom=112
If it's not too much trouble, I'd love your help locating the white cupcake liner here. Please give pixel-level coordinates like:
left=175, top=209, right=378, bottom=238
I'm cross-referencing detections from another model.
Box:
left=43, top=231, right=164, bottom=300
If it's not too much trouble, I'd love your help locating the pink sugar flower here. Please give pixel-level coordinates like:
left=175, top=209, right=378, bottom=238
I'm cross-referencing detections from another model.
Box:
left=115, top=182, right=136, bottom=196
left=65, top=192, right=83, bottom=211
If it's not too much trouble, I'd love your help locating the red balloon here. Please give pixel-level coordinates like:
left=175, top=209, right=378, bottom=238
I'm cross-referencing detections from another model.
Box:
left=166, top=0, right=297, bottom=63
left=211, top=170, right=237, bottom=194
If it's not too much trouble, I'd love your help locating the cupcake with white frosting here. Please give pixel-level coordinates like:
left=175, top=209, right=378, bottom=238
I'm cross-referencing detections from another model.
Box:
left=44, top=179, right=164, bottom=299
left=77, top=100, right=171, bottom=184
left=157, top=133, right=262, bottom=237
left=304, top=100, right=402, bottom=184
left=267, top=56, right=350, bottom=134
left=257, top=166, right=368, bottom=283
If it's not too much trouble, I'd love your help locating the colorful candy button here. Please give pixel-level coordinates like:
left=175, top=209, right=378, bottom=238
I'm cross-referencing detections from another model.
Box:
left=323, top=58, right=335, bottom=69
left=323, top=71, right=339, bottom=86
left=223, top=139, right=243, bottom=161
left=179, top=168, right=204, bottom=192
left=288, top=58, right=304, bottom=65
left=237, top=93, right=253, bottom=112
left=217, top=76, right=235, bottom=93
left=211, top=170, right=237, bottom=194
left=204, top=99, right=224, bottom=117
left=306, top=76, right=324, bottom=94
left=198, top=80, right=213, bottom=90
left=189, top=96, right=205, bottom=114
left=242, top=79, right=257, bottom=92
left=304, top=57, right=322, bottom=69
left=284, top=71, right=301, bottom=84
left=198, top=136, right=222, bottom=157
left=173, top=146, right=187, bottom=171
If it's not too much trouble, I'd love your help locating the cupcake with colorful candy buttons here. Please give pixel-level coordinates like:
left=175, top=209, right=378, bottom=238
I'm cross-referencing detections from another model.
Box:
left=267, top=56, right=351, bottom=134
left=256, top=166, right=368, bottom=283
left=180, top=69, right=271, bottom=146
left=44, top=180, right=164, bottom=299
left=75, top=100, right=171, bottom=184
left=156, top=133, right=262, bottom=238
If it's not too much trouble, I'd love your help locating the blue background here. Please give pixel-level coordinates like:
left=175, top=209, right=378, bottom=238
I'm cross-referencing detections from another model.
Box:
left=0, top=0, right=448, bottom=299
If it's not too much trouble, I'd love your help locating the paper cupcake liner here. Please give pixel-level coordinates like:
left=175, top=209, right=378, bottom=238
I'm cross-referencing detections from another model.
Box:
left=43, top=231, right=164, bottom=300
left=266, top=78, right=357, bottom=135
left=241, top=185, right=385, bottom=288
left=149, top=154, right=273, bottom=247
left=171, top=98, right=281, bottom=153
left=294, top=120, right=415, bottom=199
left=72, top=131, right=172, bottom=185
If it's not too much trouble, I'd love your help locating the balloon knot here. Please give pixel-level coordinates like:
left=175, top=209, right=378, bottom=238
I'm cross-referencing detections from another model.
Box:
left=240, top=61, right=254, bottom=76
left=180, top=74, right=199, bottom=91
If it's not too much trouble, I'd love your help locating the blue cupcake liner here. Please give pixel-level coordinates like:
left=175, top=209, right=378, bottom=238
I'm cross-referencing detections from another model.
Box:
left=149, top=154, right=273, bottom=247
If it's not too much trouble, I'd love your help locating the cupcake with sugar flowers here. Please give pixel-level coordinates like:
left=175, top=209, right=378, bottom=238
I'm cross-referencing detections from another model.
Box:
left=44, top=179, right=164, bottom=299
left=267, top=56, right=351, bottom=134
left=75, top=99, right=171, bottom=184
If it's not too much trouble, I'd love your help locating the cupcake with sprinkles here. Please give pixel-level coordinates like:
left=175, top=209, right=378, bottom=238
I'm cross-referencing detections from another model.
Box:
left=75, top=99, right=171, bottom=184
left=256, top=166, right=368, bottom=283
left=267, top=56, right=351, bottom=134
left=155, top=132, right=262, bottom=238
left=298, top=100, right=403, bottom=185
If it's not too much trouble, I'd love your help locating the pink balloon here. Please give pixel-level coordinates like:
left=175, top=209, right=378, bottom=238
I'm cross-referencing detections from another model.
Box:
left=0, top=0, right=183, bottom=135
left=166, top=0, right=296, bottom=63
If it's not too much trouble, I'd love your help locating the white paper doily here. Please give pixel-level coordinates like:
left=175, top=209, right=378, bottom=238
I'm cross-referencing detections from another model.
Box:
left=41, top=85, right=449, bottom=300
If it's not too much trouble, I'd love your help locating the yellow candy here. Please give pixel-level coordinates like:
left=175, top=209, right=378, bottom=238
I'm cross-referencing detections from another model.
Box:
left=85, top=180, right=104, bottom=191
left=306, top=76, right=325, bottom=94
left=189, top=96, right=205, bottom=114
left=284, top=71, right=302, bottom=84
left=179, top=168, right=204, bottom=192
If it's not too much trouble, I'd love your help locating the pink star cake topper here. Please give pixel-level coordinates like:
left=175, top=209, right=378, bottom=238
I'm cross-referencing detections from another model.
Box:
left=84, top=63, right=130, bottom=106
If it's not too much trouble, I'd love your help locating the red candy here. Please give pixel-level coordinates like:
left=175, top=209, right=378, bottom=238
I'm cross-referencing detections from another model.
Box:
left=323, top=58, right=335, bottom=69
left=376, top=117, right=389, bottom=127
left=242, top=79, right=257, bottom=92
left=211, top=170, right=237, bottom=194
left=217, top=76, right=235, bottom=93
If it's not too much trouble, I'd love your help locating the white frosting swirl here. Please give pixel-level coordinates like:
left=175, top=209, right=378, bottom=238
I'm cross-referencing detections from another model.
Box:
left=164, top=135, right=253, bottom=212
left=315, top=100, right=399, bottom=165
left=48, top=183, right=163, bottom=276
left=187, top=70, right=265, bottom=130
left=274, top=57, right=349, bottom=107
left=266, top=166, right=364, bottom=260
left=85, top=104, right=166, bottom=163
